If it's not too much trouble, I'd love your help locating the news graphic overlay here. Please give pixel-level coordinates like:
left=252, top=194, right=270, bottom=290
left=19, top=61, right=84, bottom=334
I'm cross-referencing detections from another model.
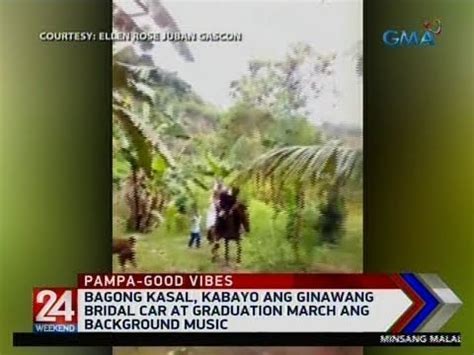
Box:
left=18, top=273, right=462, bottom=346
left=32, top=288, right=78, bottom=333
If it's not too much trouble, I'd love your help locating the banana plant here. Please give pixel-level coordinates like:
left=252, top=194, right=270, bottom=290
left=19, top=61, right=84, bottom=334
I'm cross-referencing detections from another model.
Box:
left=112, top=0, right=196, bottom=233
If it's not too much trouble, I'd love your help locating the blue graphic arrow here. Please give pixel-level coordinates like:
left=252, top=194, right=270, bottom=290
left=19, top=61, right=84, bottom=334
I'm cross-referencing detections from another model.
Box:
left=400, top=273, right=440, bottom=333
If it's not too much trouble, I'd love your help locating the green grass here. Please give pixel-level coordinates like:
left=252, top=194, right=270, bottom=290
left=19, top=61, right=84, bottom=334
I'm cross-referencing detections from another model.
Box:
left=114, top=231, right=219, bottom=273
left=113, top=200, right=362, bottom=273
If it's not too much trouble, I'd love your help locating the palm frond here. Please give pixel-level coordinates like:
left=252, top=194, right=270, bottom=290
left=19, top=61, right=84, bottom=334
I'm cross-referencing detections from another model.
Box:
left=236, top=141, right=362, bottom=186
left=113, top=0, right=194, bottom=64
left=147, top=0, right=194, bottom=62
left=127, top=79, right=155, bottom=105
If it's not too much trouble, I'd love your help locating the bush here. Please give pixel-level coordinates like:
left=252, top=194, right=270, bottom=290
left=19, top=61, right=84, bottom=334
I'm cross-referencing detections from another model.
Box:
left=318, top=189, right=346, bottom=245
left=242, top=200, right=316, bottom=271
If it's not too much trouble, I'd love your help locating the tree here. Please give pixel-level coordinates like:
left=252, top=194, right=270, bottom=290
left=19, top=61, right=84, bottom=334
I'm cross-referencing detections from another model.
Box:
left=230, top=42, right=337, bottom=119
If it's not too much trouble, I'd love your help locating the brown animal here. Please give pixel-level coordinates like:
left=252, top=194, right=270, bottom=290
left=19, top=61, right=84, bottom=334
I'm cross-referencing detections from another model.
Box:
left=211, top=187, right=250, bottom=265
left=113, top=236, right=137, bottom=271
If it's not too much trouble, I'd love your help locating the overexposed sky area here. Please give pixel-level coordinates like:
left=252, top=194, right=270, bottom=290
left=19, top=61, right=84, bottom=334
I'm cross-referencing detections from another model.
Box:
left=120, top=0, right=362, bottom=127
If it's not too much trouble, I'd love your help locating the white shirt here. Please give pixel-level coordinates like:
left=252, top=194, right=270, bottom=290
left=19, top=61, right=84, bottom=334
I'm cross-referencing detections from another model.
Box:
left=191, top=215, right=201, bottom=234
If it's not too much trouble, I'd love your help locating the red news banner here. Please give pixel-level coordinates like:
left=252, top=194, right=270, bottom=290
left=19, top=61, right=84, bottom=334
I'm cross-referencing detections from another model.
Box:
left=29, top=273, right=462, bottom=345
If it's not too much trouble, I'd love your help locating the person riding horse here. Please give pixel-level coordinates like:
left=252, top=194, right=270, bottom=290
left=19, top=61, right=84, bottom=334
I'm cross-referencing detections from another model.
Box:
left=206, top=181, right=225, bottom=243
left=210, top=186, right=250, bottom=264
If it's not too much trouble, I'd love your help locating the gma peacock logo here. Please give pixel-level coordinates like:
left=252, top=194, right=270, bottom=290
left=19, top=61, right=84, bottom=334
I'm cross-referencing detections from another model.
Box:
left=383, top=19, right=442, bottom=47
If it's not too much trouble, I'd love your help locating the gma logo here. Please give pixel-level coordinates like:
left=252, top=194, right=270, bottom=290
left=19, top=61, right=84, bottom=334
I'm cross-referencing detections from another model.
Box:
left=383, top=19, right=442, bottom=47
left=383, top=30, right=436, bottom=47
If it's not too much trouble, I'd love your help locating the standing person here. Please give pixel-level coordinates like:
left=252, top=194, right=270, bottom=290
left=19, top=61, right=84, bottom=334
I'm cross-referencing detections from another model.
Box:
left=188, top=211, right=202, bottom=248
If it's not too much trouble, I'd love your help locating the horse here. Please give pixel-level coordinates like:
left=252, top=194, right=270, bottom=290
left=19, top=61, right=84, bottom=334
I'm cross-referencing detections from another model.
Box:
left=208, top=187, right=250, bottom=265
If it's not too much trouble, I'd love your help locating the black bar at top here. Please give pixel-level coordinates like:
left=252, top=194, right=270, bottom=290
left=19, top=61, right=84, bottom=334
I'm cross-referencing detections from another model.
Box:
left=13, top=332, right=461, bottom=347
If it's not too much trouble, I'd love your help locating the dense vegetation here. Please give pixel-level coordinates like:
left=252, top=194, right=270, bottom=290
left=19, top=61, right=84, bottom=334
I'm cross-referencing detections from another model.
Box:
left=112, top=0, right=362, bottom=273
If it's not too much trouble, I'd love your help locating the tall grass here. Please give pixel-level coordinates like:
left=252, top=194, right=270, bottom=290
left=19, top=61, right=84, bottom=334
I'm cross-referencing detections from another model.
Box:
left=113, top=194, right=362, bottom=273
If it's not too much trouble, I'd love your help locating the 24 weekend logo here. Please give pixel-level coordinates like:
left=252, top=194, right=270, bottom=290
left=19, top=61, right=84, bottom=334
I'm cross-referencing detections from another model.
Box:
left=383, top=19, right=442, bottom=47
